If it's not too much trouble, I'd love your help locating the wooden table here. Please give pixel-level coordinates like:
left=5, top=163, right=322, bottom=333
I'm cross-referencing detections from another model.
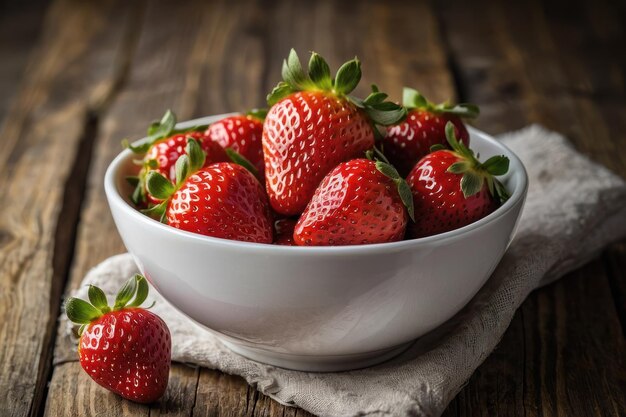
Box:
left=1, top=0, right=624, bottom=415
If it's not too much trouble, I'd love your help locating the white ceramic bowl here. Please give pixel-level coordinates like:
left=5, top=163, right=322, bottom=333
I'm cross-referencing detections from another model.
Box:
left=105, top=115, right=528, bottom=372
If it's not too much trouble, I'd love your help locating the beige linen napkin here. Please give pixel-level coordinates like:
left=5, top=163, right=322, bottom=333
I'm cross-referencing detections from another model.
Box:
left=58, top=125, right=626, bottom=417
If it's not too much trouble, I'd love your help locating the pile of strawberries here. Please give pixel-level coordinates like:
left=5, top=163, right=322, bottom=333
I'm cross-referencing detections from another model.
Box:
left=127, top=50, right=510, bottom=246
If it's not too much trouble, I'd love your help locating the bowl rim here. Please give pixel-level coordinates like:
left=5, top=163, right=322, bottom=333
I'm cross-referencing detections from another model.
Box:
left=104, top=114, right=528, bottom=254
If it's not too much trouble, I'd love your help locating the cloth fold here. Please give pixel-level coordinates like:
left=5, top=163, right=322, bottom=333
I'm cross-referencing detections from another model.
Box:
left=60, top=125, right=626, bottom=417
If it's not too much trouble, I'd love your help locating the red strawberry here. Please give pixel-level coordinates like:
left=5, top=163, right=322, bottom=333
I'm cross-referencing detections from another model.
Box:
left=205, top=110, right=266, bottom=181
left=125, top=110, right=227, bottom=207
left=65, top=275, right=171, bottom=404
left=294, top=156, right=414, bottom=246
left=407, top=122, right=509, bottom=238
left=383, top=88, right=478, bottom=176
left=274, top=218, right=297, bottom=245
left=145, top=131, right=228, bottom=183
left=145, top=140, right=273, bottom=243
left=263, top=50, right=406, bottom=215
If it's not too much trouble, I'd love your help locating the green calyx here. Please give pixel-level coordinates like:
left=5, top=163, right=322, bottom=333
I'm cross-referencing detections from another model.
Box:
left=142, top=137, right=206, bottom=223
left=267, top=50, right=406, bottom=126
left=245, top=108, right=268, bottom=121
left=122, top=109, right=210, bottom=154
left=365, top=148, right=415, bottom=221
left=443, top=121, right=510, bottom=203
left=402, top=87, right=479, bottom=119
left=123, top=110, right=210, bottom=206
left=65, top=274, right=152, bottom=335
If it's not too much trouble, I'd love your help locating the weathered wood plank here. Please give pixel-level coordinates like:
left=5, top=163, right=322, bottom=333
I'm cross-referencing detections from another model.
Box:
left=0, top=0, right=49, bottom=122
left=437, top=0, right=626, bottom=415
left=0, top=0, right=140, bottom=416
left=45, top=0, right=292, bottom=416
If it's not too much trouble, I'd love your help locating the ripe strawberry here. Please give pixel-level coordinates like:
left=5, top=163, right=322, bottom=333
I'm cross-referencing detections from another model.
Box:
left=205, top=110, right=266, bottom=181
left=125, top=110, right=227, bottom=206
left=274, top=218, right=297, bottom=245
left=65, top=274, right=171, bottom=404
left=294, top=156, right=414, bottom=246
left=144, top=139, right=273, bottom=243
left=145, top=131, right=228, bottom=184
left=383, top=88, right=479, bottom=176
left=407, top=122, right=510, bottom=238
left=263, top=50, right=406, bottom=215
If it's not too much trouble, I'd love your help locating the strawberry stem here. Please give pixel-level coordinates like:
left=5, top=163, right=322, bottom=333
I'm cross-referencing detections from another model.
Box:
left=65, top=275, right=152, bottom=334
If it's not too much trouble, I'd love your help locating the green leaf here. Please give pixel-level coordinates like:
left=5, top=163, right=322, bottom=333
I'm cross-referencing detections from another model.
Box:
left=130, top=176, right=146, bottom=206
left=375, top=161, right=400, bottom=180
left=460, top=171, right=484, bottom=198
left=365, top=102, right=407, bottom=126
left=430, top=144, right=446, bottom=152
left=397, top=180, right=415, bottom=222
left=186, top=138, right=206, bottom=172
left=147, top=120, right=161, bottom=136
left=128, top=275, right=149, bottom=307
left=436, top=102, right=480, bottom=119
left=267, top=81, right=295, bottom=106
left=114, top=275, right=138, bottom=310
left=402, top=87, right=428, bottom=109
left=175, top=155, right=189, bottom=186
left=145, top=171, right=175, bottom=200
left=282, top=49, right=310, bottom=90
left=141, top=200, right=168, bottom=223
left=308, top=52, right=332, bottom=90
left=333, top=58, right=361, bottom=95
left=445, top=121, right=461, bottom=150
left=88, top=285, right=109, bottom=312
left=225, top=148, right=259, bottom=178
left=482, top=155, right=510, bottom=176
left=494, top=179, right=510, bottom=204
left=363, top=91, right=388, bottom=106
left=126, top=176, right=140, bottom=187
left=246, top=108, right=268, bottom=121
left=157, top=109, right=176, bottom=136
left=124, top=110, right=179, bottom=154
left=447, top=161, right=470, bottom=174
left=65, top=297, right=102, bottom=324
left=122, top=138, right=152, bottom=154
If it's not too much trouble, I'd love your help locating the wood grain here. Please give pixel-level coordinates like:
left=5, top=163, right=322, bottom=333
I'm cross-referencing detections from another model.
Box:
left=0, top=0, right=622, bottom=415
left=436, top=0, right=626, bottom=415
left=0, top=0, right=140, bottom=416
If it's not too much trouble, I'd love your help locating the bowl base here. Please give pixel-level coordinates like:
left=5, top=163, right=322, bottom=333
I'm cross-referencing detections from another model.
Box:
left=220, top=339, right=413, bottom=372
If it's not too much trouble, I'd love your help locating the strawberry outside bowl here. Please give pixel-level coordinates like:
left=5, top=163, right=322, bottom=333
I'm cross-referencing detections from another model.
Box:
left=104, top=114, right=528, bottom=372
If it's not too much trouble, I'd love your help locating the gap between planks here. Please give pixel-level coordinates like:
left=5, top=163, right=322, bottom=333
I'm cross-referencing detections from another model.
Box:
left=34, top=2, right=146, bottom=417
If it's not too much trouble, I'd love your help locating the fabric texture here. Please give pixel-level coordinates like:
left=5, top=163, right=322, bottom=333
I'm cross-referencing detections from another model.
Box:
left=59, top=125, right=626, bottom=417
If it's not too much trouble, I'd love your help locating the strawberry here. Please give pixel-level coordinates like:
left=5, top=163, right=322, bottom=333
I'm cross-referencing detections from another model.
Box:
left=263, top=50, right=406, bottom=215
left=294, top=155, right=414, bottom=246
left=205, top=109, right=266, bottom=181
left=125, top=110, right=228, bottom=207
left=273, top=218, right=297, bottom=245
left=65, top=274, right=171, bottom=404
left=407, top=122, right=509, bottom=238
left=144, top=139, right=273, bottom=243
left=383, top=88, right=479, bottom=176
